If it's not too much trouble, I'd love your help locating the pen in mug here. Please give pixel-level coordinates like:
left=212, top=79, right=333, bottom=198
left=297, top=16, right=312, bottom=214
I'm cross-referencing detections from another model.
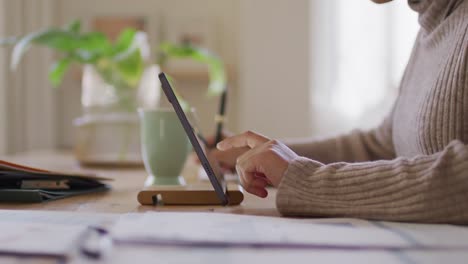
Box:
left=213, top=88, right=228, bottom=148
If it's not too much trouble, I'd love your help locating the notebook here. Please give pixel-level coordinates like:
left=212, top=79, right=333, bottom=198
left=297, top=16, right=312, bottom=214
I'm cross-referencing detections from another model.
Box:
left=0, top=160, right=111, bottom=203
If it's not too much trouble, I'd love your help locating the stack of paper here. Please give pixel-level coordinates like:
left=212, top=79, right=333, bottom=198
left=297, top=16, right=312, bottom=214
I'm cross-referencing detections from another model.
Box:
left=111, top=212, right=468, bottom=251
left=0, top=210, right=116, bottom=258
left=0, top=221, right=86, bottom=258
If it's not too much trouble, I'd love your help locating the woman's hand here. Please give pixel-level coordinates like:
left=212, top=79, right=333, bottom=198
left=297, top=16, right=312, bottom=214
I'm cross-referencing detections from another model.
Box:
left=211, top=146, right=250, bottom=171
left=217, top=131, right=298, bottom=198
left=190, top=131, right=250, bottom=172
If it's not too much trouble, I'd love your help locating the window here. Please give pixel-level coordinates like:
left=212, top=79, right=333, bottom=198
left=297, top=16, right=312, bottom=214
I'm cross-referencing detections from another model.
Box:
left=310, top=0, right=419, bottom=136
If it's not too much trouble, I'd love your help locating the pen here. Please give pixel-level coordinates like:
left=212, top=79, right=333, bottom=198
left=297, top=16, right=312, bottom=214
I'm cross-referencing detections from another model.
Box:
left=213, top=88, right=228, bottom=148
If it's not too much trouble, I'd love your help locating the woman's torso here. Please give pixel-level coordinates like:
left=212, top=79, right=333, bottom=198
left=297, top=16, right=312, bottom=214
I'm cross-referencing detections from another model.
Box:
left=392, top=0, right=468, bottom=157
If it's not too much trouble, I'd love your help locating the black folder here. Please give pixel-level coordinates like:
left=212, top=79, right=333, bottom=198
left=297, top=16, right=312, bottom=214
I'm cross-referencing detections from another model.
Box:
left=0, top=160, right=111, bottom=203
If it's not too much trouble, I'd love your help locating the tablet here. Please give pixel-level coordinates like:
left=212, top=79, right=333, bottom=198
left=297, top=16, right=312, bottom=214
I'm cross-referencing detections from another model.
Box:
left=158, top=72, right=229, bottom=205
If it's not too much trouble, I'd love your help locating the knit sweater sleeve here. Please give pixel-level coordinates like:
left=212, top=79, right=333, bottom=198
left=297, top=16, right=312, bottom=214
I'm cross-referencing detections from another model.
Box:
left=285, top=111, right=396, bottom=164
left=276, top=140, right=468, bottom=224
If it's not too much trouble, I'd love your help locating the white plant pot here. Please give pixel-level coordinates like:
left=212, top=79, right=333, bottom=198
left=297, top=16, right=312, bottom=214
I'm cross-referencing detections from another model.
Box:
left=74, top=113, right=142, bottom=165
left=73, top=64, right=160, bottom=166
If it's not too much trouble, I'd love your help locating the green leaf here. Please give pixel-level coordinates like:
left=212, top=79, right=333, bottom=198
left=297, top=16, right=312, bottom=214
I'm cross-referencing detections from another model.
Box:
left=11, top=31, right=47, bottom=69
left=114, top=49, right=144, bottom=88
left=67, top=20, right=81, bottom=34
left=76, top=32, right=111, bottom=53
left=9, top=21, right=148, bottom=95
left=112, top=28, right=137, bottom=57
left=70, top=50, right=99, bottom=63
left=48, top=57, right=72, bottom=87
left=159, top=42, right=227, bottom=96
left=33, top=30, right=79, bottom=51
left=10, top=28, right=111, bottom=69
left=95, top=59, right=122, bottom=88
left=160, top=42, right=198, bottom=58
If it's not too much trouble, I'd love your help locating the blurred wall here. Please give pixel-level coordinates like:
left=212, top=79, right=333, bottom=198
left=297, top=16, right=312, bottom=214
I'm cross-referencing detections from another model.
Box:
left=0, top=0, right=58, bottom=154
left=238, top=0, right=312, bottom=139
left=0, top=0, right=6, bottom=154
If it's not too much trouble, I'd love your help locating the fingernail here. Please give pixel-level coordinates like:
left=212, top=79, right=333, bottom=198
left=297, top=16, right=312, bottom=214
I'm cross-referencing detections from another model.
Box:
left=217, top=142, right=229, bottom=150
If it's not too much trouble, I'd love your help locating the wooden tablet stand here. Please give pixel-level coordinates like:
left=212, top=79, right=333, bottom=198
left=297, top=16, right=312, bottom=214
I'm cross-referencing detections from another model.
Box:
left=138, top=183, right=244, bottom=206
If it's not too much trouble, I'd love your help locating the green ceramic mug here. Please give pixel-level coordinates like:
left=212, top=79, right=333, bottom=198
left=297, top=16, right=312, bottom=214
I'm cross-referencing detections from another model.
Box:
left=138, top=108, right=192, bottom=185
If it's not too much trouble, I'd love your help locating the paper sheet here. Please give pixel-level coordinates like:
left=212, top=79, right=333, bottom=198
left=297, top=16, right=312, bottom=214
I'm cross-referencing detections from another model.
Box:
left=402, top=250, right=468, bottom=264
left=111, top=212, right=411, bottom=249
left=0, top=221, right=85, bottom=257
left=91, top=246, right=402, bottom=264
left=0, top=209, right=116, bottom=226
left=0, top=210, right=117, bottom=258
left=70, top=244, right=468, bottom=264
left=376, top=221, right=468, bottom=247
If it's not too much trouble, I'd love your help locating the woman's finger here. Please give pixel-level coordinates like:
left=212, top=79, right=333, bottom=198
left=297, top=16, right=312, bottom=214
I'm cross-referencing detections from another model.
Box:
left=217, top=131, right=269, bottom=151
left=250, top=177, right=269, bottom=189
left=254, top=172, right=272, bottom=185
left=249, top=187, right=268, bottom=198
left=239, top=172, right=268, bottom=197
left=212, top=146, right=250, bottom=168
left=236, top=143, right=264, bottom=167
left=236, top=164, right=254, bottom=189
left=235, top=151, right=273, bottom=197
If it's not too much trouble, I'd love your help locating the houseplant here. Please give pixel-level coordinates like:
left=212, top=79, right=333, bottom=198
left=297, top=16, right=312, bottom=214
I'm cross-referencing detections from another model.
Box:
left=2, top=20, right=158, bottom=165
left=1, top=21, right=228, bottom=166
left=7, top=20, right=153, bottom=110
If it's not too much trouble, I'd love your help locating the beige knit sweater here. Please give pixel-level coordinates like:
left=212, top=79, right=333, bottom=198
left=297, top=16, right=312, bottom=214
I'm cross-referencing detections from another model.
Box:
left=277, top=0, right=468, bottom=224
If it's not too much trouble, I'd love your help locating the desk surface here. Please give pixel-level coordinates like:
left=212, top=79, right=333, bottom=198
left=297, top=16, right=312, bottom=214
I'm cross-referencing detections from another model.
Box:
left=1, top=151, right=468, bottom=264
left=0, top=150, right=279, bottom=216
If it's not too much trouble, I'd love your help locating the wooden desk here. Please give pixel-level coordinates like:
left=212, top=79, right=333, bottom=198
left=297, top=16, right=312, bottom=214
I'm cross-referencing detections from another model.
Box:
left=1, top=150, right=467, bottom=264
left=0, top=150, right=279, bottom=217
